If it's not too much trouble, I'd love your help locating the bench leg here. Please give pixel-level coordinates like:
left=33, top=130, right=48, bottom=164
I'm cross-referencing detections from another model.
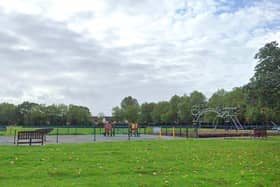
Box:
left=29, top=138, right=31, bottom=146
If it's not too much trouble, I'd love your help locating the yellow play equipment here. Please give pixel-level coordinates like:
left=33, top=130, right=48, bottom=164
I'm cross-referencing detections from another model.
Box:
left=130, top=122, right=139, bottom=137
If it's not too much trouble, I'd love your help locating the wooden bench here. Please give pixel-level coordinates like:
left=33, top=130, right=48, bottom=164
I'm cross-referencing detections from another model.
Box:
left=34, top=128, right=53, bottom=141
left=16, top=131, right=44, bottom=146
left=34, top=128, right=53, bottom=134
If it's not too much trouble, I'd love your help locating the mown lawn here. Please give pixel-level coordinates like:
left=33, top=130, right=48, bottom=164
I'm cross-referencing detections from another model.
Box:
left=0, top=137, right=279, bottom=187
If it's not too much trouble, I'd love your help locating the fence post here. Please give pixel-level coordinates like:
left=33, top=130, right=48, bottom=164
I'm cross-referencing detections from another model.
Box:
left=113, top=126, right=115, bottom=136
left=195, top=126, right=198, bottom=138
left=180, top=126, right=182, bottom=137
left=14, top=129, right=16, bottom=144
left=93, top=126, right=96, bottom=141
left=56, top=128, right=59, bottom=144
left=128, top=126, right=130, bottom=140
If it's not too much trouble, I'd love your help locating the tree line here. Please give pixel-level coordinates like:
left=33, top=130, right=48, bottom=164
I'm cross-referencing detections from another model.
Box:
left=0, top=102, right=92, bottom=126
left=112, top=41, right=280, bottom=125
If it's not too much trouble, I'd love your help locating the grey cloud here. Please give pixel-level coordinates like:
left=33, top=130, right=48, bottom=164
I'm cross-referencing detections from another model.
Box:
left=74, top=11, right=95, bottom=20
left=0, top=10, right=178, bottom=114
left=106, top=0, right=168, bottom=16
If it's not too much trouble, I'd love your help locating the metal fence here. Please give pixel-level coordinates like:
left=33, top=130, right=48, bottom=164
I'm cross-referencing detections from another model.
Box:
left=0, top=124, right=279, bottom=145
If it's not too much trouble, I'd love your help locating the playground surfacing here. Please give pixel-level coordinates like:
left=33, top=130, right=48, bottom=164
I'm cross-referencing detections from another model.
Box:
left=0, top=134, right=182, bottom=145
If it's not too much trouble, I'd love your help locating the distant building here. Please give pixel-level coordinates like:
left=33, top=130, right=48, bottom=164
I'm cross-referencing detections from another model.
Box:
left=91, top=116, right=113, bottom=124
left=91, top=116, right=98, bottom=123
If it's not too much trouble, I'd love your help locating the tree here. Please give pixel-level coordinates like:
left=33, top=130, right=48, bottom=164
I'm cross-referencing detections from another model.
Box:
left=190, top=91, right=206, bottom=107
left=243, top=41, right=280, bottom=124
left=0, top=103, right=17, bottom=126
left=225, top=87, right=247, bottom=123
left=122, top=96, right=140, bottom=123
left=45, top=104, right=68, bottom=126
left=123, top=105, right=139, bottom=123
left=56, top=104, right=68, bottom=125
left=168, top=95, right=181, bottom=123
left=151, top=101, right=171, bottom=123
left=244, top=106, right=263, bottom=124
left=205, top=89, right=225, bottom=123
left=113, top=96, right=140, bottom=123
left=112, top=106, right=123, bottom=122
left=139, top=102, right=156, bottom=123
left=29, top=104, right=46, bottom=126
left=121, top=96, right=139, bottom=109
left=208, top=89, right=227, bottom=108
left=178, top=95, right=192, bottom=123
left=16, top=101, right=40, bottom=126
left=252, top=41, right=280, bottom=108
left=67, top=105, right=92, bottom=125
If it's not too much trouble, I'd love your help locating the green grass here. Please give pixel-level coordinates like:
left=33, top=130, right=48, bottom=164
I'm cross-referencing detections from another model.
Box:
left=0, top=137, right=279, bottom=186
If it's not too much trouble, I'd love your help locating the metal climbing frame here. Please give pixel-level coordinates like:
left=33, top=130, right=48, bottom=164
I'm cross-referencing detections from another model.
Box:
left=191, top=105, right=244, bottom=130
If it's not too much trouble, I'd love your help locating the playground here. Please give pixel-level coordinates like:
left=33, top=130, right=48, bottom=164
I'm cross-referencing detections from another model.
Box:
left=0, top=124, right=279, bottom=146
left=0, top=106, right=278, bottom=146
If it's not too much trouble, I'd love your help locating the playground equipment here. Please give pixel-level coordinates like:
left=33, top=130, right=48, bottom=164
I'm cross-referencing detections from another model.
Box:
left=192, top=105, right=244, bottom=130
left=129, top=123, right=140, bottom=137
left=104, top=123, right=114, bottom=136
left=271, top=121, right=280, bottom=131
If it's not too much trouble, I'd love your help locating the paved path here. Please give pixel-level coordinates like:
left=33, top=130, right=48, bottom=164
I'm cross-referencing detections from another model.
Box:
left=0, top=135, right=183, bottom=145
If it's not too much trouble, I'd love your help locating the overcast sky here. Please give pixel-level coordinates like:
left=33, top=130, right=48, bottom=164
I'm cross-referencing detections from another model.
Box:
left=0, top=0, right=280, bottom=115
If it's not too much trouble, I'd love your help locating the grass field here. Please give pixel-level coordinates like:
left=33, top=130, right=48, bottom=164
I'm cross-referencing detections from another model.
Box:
left=0, top=137, right=279, bottom=186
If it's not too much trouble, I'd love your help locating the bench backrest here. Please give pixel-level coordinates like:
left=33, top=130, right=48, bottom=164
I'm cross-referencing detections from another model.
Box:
left=18, top=131, right=44, bottom=139
left=34, top=128, right=53, bottom=135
